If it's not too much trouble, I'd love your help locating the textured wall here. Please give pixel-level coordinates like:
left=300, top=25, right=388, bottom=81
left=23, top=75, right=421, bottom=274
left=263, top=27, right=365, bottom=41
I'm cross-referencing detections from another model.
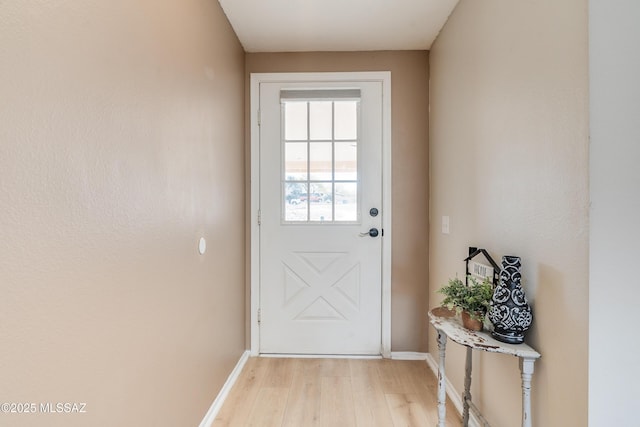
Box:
left=429, top=1, right=589, bottom=426
left=589, top=0, right=640, bottom=424
left=246, top=51, right=430, bottom=352
left=0, top=0, right=245, bottom=425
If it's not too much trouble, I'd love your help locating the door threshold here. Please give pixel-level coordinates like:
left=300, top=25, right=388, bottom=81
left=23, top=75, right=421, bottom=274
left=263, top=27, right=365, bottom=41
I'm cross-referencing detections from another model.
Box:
left=258, top=353, right=384, bottom=359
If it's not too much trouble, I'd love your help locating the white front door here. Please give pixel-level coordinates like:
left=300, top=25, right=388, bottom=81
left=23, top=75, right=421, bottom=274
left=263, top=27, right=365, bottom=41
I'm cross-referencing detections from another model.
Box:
left=258, top=78, right=384, bottom=355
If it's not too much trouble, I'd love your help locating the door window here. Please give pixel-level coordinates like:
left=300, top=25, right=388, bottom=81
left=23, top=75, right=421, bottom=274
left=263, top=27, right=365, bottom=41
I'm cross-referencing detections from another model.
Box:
left=281, top=90, right=360, bottom=223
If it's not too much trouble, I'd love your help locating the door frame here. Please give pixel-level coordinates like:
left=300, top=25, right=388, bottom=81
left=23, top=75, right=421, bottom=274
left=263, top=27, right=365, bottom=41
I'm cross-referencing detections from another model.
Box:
left=250, top=72, right=392, bottom=357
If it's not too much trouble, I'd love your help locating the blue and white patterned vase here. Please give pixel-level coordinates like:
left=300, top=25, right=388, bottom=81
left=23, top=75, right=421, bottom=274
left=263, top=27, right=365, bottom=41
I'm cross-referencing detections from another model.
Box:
left=488, top=255, right=532, bottom=344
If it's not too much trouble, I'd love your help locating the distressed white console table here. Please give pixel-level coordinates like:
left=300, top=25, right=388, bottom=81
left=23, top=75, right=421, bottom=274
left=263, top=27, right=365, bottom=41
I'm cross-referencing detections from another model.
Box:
left=429, top=308, right=541, bottom=427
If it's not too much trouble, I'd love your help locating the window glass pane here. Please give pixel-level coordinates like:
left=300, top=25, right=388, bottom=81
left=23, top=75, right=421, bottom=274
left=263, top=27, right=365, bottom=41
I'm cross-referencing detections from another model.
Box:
left=309, top=142, right=332, bottom=181
left=309, top=182, right=333, bottom=222
left=334, top=101, right=357, bottom=140
left=335, top=182, right=358, bottom=221
left=285, top=142, right=307, bottom=181
left=309, top=101, right=332, bottom=140
left=335, top=142, right=357, bottom=181
left=284, top=182, right=308, bottom=221
left=311, top=182, right=332, bottom=203
left=284, top=102, right=307, bottom=140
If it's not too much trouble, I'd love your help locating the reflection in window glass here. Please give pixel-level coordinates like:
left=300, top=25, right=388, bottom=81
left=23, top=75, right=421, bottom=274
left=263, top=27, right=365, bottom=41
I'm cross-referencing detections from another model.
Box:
left=284, top=102, right=307, bottom=140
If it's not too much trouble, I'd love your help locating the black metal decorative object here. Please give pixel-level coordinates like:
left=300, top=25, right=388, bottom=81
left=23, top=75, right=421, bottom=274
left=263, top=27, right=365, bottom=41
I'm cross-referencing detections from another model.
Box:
left=488, top=256, right=533, bottom=344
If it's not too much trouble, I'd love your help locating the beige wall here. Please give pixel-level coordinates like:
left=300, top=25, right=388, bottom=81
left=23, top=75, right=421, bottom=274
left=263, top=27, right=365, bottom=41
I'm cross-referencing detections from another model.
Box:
left=429, top=1, right=589, bottom=426
left=246, top=51, right=430, bottom=351
left=0, top=1, right=245, bottom=426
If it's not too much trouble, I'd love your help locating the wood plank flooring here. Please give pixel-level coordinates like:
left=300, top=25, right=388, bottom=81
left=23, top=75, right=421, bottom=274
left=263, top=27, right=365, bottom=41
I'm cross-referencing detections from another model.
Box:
left=213, top=357, right=462, bottom=427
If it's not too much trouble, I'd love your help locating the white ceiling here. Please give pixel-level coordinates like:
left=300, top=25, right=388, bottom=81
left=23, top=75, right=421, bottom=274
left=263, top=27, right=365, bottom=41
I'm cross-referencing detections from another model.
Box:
left=218, top=0, right=459, bottom=52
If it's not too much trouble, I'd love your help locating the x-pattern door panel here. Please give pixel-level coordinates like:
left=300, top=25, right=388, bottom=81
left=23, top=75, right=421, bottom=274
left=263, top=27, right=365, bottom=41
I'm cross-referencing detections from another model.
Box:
left=282, top=251, right=360, bottom=321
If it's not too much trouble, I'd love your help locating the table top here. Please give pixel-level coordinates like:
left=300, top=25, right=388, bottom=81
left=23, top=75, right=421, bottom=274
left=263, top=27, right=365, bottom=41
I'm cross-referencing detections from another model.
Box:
left=429, top=308, right=541, bottom=359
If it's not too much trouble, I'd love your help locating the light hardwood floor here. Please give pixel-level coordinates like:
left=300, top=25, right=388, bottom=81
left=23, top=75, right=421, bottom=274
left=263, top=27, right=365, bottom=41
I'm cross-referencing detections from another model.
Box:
left=213, top=357, right=462, bottom=427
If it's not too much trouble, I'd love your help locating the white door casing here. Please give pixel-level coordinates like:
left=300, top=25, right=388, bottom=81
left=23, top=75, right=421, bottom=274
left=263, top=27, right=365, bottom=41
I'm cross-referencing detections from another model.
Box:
left=250, top=72, right=392, bottom=356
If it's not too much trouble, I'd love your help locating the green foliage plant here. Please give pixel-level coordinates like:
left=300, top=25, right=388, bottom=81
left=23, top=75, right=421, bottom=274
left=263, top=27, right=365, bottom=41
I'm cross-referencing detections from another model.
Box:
left=437, top=276, right=494, bottom=321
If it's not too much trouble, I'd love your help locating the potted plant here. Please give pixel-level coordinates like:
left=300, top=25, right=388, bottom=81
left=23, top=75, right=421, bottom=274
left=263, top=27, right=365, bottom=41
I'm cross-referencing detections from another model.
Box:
left=437, top=276, right=494, bottom=331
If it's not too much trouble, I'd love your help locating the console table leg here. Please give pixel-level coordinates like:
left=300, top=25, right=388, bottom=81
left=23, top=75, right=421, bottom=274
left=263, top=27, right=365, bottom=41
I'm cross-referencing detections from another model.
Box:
left=462, top=346, right=472, bottom=426
left=520, top=357, right=536, bottom=427
left=436, top=330, right=448, bottom=427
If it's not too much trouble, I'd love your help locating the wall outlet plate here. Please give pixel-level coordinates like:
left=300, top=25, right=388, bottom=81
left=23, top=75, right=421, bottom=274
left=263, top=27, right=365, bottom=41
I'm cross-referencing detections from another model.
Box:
left=441, top=216, right=450, bottom=234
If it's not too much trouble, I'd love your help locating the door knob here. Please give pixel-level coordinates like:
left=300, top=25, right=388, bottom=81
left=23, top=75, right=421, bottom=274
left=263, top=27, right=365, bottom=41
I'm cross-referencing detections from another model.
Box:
left=359, top=228, right=379, bottom=237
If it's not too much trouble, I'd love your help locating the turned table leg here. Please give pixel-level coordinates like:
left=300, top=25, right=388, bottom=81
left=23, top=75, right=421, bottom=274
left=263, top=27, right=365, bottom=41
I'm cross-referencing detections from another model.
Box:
left=437, top=330, right=448, bottom=427
left=520, top=357, right=536, bottom=427
left=462, top=346, right=473, bottom=426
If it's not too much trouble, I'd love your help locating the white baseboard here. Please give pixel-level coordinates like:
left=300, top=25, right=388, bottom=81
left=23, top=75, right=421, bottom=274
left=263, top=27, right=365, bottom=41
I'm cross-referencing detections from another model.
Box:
left=390, top=351, right=428, bottom=360
left=199, top=350, right=250, bottom=427
left=425, top=353, right=481, bottom=427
